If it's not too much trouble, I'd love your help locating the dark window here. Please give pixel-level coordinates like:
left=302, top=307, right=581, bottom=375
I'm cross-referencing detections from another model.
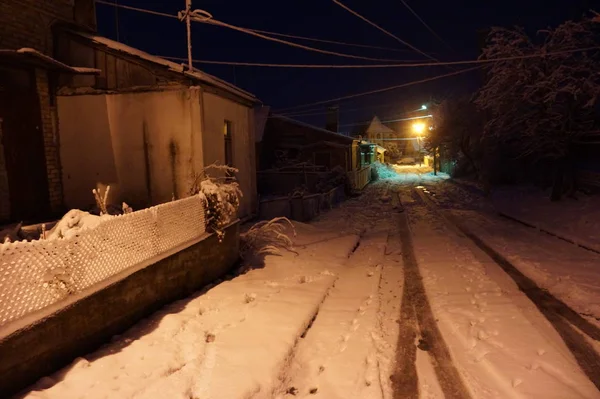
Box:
left=224, top=120, right=233, bottom=167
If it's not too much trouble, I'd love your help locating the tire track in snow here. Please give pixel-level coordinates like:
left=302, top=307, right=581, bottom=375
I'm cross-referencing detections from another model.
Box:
left=390, top=186, right=471, bottom=399
left=414, top=186, right=600, bottom=391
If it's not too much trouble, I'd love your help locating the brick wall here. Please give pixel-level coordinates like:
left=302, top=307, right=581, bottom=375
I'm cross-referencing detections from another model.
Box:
left=0, top=0, right=74, bottom=55
left=36, top=70, right=64, bottom=211
left=0, top=1, right=97, bottom=215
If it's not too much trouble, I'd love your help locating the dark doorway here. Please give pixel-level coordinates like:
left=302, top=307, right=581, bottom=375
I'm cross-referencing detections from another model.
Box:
left=0, top=66, right=50, bottom=222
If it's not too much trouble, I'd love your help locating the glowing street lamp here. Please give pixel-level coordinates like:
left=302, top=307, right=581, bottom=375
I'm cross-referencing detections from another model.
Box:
left=421, top=104, right=427, bottom=110
left=412, top=122, right=426, bottom=135
left=412, top=122, right=426, bottom=166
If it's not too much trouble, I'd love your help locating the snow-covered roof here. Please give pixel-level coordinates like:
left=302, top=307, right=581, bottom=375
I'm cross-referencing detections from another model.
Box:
left=0, top=48, right=100, bottom=74
left=268, top=114, right=354, bottom=143
left=67, top=30, right=258, bottom=104
left=366, top=116, right=395, bottom=135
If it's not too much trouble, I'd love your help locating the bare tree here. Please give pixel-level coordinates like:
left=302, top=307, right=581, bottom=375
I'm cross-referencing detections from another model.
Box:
left=476, top=17, right=600, bottom=200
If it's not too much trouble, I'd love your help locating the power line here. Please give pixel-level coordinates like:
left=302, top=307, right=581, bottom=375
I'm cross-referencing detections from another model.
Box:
left=96, top=0, right=420, bottom=63
left=246, top=28, right=426, bottom=54
left=161, top=44, right=600, bottom=69
left=95, top=0, right=421, bottom=55
left=201, top=18, right=413, bottom=63
left=95, top=0, right=178, bottom=19
left=276, top=66, right=481, bottom=113
left=331, top=0, right=439, bottom=62
left=283, top=101, right=419, bottom=117
left=161, top=56, right=426, bottom=67
left=340, top=114, right=433, bottom=127
left=399, top=0, right=454, bottom=51
left=96, top=2, right=600, bottom=71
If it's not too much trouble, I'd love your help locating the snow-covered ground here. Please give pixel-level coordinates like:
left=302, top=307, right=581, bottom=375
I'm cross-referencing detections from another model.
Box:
left=399, top=187, right=599, bottom=398
left=19, top=183, right=402, bottom=399
left=451, top=210, right=600, bottom=321
left=17, top=171, right=600, bottom=399
left=421, top=179, right=600, bottom=323
left=491, top=185, right=600, bottom=251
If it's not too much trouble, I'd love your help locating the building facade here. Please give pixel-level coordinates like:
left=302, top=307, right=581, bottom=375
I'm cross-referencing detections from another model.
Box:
left=53, top=30, right=260, bottom=219
left=0, top=0, right=97, bottom=223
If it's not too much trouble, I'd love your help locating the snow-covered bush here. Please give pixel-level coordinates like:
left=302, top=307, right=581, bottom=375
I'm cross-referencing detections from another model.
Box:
left=371, top=162, right=398, bottom=180
left=190, top=163, right=243, bottom=241
left=239, top=217, right=297, bottom=270
left=46, top=209, right=113, bottom=240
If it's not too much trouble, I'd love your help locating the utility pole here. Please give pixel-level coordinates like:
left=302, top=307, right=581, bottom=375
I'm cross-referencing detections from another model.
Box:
left=185, top=0, right=193, bottom=71
left=114, top=0, right=120, bottom=41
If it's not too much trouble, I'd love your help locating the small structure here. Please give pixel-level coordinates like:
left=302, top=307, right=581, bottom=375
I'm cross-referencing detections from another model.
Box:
left=258, top=115, right=372, bottom=193
left=52, top=29, right=260, bottom=219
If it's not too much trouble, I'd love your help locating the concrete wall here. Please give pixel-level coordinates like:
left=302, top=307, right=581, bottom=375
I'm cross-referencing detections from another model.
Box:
left=58, top=88, right=204, bottom=209
left=0, top=222, right=239, bottom=398
left=202, top=92, right=257, bottom=218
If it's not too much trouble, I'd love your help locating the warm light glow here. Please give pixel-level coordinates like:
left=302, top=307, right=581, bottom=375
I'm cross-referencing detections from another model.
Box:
left=412, top=122, right=426, bottom=134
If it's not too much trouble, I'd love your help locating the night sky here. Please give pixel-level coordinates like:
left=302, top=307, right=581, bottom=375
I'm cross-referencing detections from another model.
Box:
left=95, top=0, right=593, bottom=130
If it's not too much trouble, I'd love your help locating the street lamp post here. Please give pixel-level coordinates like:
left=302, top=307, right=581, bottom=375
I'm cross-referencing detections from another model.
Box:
left=411, top=122, right=426, bottom=167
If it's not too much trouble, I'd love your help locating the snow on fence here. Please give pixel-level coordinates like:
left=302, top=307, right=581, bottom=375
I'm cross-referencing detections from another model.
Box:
left=0, top=195, right=206, bottom=328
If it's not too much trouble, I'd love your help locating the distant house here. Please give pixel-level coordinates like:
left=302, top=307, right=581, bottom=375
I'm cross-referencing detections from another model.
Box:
left=51, top=30, right=260, bottom=219
left=257, top=114, right=372, bottom=193
left=365, top=116, right=395, bottom=148
left=0, top=0, right=99, bottom=223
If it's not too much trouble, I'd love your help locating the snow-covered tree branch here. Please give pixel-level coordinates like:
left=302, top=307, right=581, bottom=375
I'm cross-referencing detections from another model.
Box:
left=475, top=16, right=600, bottom=199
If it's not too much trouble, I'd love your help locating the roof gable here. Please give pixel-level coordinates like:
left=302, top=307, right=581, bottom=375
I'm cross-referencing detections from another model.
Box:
left=366, top=116, right=395, bottom=135
left=66, top=30, right=258, bottom=104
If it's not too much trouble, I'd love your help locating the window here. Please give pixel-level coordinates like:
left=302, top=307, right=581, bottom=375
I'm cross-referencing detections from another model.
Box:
left=223, top=120, right=233, bottom=167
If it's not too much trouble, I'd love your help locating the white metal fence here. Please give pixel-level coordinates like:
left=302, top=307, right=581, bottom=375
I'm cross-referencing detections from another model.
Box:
left=0, top=195, right=206, bottom=328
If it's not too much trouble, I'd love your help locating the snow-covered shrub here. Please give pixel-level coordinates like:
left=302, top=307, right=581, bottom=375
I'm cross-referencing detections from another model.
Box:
left=240, top=217, right=297, bottom=269
left=371, top=162, right=398, bottom=180
left=190, top=163, right=243, bottom=241
left=46, top=209, right=113, bottom=240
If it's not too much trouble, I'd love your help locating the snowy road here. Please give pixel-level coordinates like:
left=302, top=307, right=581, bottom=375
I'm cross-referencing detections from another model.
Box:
left=18, top=168, right=600, bottom=399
